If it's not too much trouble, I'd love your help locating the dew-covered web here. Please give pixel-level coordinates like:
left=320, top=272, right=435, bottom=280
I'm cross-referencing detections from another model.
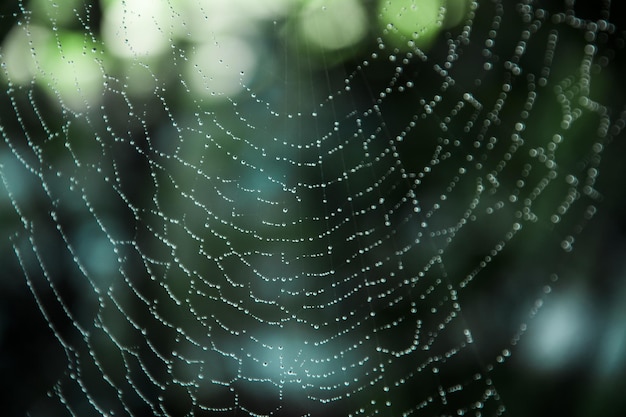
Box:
left=1, top=1, right=625, bottom=416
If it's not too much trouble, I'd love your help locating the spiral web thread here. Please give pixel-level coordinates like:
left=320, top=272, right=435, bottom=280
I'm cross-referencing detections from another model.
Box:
left=1, top=1, right=625, bottom=416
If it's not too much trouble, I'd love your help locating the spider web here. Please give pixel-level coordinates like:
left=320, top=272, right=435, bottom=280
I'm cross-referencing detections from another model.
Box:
left=1, top=1, right=625, bottom=416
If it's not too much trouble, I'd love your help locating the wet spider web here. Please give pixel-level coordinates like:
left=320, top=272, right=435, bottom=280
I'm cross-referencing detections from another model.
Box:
left=1, top=1, right=625, bottom=416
